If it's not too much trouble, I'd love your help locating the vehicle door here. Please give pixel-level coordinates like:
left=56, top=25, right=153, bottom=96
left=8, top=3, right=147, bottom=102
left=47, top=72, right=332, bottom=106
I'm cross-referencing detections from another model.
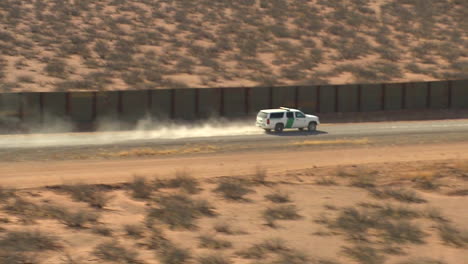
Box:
left=295, top=111, right=307, bottom=127
left=285, top=112, right=295, bottom=128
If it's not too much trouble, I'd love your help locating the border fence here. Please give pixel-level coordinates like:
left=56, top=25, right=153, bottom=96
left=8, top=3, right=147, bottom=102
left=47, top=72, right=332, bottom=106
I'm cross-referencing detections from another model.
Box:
left=1, top=79, right=467, bottom=131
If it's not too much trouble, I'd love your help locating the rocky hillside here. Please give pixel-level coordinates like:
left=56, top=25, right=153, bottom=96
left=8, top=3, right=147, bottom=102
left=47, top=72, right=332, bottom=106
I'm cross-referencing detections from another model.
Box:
left=0, top=0, right=467, bottom=92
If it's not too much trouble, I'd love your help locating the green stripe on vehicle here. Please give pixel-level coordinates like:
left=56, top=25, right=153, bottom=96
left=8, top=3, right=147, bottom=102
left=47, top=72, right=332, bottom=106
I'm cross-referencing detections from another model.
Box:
left=286, top=118, right=294, bottom=128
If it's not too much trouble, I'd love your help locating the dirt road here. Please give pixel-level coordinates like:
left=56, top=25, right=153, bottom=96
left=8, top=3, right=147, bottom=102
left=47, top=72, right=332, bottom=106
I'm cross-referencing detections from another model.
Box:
left=2, top=141, right=468, bottom=188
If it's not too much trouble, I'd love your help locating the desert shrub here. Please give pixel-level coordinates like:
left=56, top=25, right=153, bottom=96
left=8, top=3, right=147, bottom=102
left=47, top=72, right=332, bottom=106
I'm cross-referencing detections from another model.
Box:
left=122, top=70, right=144, bottom=85
left=265, top=192, right=291, bottom=203
left=397, top=258, right=446, bottom=264
left=198, top=235, right=232, bottom=249
left=447, top=189, right=468, bottom=196
left=16, top=75, right=34, bottom=83
left=214, top=222, right=236, bottom=235
left=0, top=231, right=60, bottom=252
left=44, top=58, right=68, bottom=78
left=274, top=250, right=309, bottom=264
left=2, top=197, right=49, bottom=221
left=91, top=226, right=112, bottom=236
left=175, top=57, right=195, bottom=74
left=331, top=207, right=379, bottom=239
left=263, top=205, right=301, bottom=227
left=124, top=224, right=145, bottom=238
left=252, top=166, right=268, bottom=185
left=342, top=245, right=385, bottom=264
left=94, top=40, right=110, bottom=59
left=93, top=242, right=142, bottom=264
left=46, top=206, right=98, bottom=228
left=148, top=195, right=215, bottom=229
left=238, top=238, right=289, bottom=259
left=315, top=177, right=338, bottom=185
left=350, top=173, right=377, bottom=189
left=159, top=244, right=192, bottom=264
left=59, top=184, right=111, bottom=208
left=374, top=204, right=420, bottom=220
left=198, top=254, right=232, bottom=264
left=437, top=223, right=468, bottom=248
left=214, top=178, right=253, bottom=201
left=165, top=171, right=200, bottom=194
left=129, top=176, right=154, bottom=199
left=381, top=220, right=426, bottom=244
left=0, top=186, right=15, bottom=202
left=369, top=188, right=426, bottom=203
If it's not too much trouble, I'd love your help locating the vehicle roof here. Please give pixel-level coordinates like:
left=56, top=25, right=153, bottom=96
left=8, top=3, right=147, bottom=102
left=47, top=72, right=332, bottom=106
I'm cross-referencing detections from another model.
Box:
left=260, top=108, right=300, bottom=113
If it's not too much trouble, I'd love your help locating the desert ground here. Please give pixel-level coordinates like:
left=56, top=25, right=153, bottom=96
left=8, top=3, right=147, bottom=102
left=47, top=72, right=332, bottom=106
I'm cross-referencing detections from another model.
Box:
left=0, top=124, right=467, bottom=264
left=0, top=0, right=467, bottom=92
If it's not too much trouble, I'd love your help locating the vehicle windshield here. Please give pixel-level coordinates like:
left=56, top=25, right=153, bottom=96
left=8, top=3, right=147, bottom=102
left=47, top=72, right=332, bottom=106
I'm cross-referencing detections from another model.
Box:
left=257, top=112, right=268, bottom=118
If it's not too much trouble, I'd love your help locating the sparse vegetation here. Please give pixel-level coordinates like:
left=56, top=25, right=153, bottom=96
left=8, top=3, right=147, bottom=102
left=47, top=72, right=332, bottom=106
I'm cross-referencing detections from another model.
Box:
left=198, top=254, right=232, bottom=264
left=129, top=176, right=154, bottom=199
left=198, top=235, right=232, bottom=249
left=369, top=188, right=426, bottom=203
left=342, top=245, right=386, bottom=264
left=437, top=223, right=468, bottom=248
left=265, top=191, right=291, bottom=203
left=263, top=205, right=301, bottom=227
left=125, top=224, right=145, bottom=239
left=57, top=184, right=111, bottom=208
left=0, top=230, right=60, bottom=252
left=214, top=178, right=253, bottom=201
left=148, top=195, right=215, bottom=229
left=93, top=242, right=142, bottom=264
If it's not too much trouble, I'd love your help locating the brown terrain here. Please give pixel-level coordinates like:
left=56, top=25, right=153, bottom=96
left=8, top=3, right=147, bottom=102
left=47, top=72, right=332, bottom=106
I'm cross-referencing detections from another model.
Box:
left=1, top=138, right=468, bottom=263
left=0, top=0, right=467, bottom=92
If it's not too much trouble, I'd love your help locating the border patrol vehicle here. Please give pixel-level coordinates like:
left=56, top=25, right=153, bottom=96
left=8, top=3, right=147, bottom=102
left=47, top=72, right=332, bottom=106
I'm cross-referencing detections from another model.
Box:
left=256, top=107, right=320, bottom=133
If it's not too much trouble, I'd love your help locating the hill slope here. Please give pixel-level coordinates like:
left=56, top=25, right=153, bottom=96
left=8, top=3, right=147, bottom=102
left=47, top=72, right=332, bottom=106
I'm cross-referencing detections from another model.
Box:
left=0, top=0, right=467, bottom=92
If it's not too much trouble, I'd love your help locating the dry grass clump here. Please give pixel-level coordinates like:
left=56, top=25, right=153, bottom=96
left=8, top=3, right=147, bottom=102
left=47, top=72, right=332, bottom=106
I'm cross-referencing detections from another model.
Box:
left=342, top=244, right=385, bottom=264
left=265, top=191, right=291, bottom=203
left=129, top=176, right=154, bottom=199
left=0, top=231, right=60, bottom=257
left=214, top=178, right=254, bottom=201
left=158, top=243, right=192, bottom=264
left=397, top=258, right=446, bottom=264
left=237, top=238, right=308, bottom=262
left=165, top=171, right=200, bottom=194
left=93, top=242, right=142, bottom=264
left=198, top=254, right=232, bottom=264
left=46, top=205, right=98, bottom=228
left=147, top=194, right=216, bottom=229
left=91, top=225, right=113, bottom=236
left=437, top=223, right=468, bottom=248
left=0, top=186, right=15, bottom=202
left=369, top=188, right=426, bottom=203
left=263, top=205, right=301, bottom=227
left=58, top=184, right=111, bottom=208
left=198, top=235, right=232, bottom=249
left=447, top=189, right=468, bottom=196
left=124, top=224, right=145, bottom=239
left=315, top=177, right=338, bottom=186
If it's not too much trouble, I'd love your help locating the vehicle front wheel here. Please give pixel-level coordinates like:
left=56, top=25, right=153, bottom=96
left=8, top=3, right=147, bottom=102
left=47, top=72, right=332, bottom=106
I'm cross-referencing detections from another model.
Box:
left=307, top=122, right=317, bottom=132
left=275, top=123, right=284, bottom=133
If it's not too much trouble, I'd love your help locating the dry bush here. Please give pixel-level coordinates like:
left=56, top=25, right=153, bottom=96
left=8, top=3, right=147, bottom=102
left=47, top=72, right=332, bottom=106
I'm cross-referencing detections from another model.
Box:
left=237, top=238, right=289, bottom=259
left=92, top=225, right=113, bottom=236
left=129, top=176, right=154, bottom=199
left=342, top=245, right=385, bottom=264
left=125, top=224, right=145, bottom=239
left=381, top=220, right=426, bottom=244
left=198, top=235, right=232, bottom=249
left=397, top=258, right=446, bottom=264
left=263, top=205, right=301, bottom=227
left=265, top=191, right=291, bottom=203
left=158, top=243, right=192, bottom=264
left=2, top=197, right=50, bottom=222
left=437, top=223, right=468, bottom=248
left=44, top=58, right=68, bottom=78
left=46, top=205, right=98, bottom=228
left=165, top=171, right=200, bottom=194
left=214, top=178, right=253, bottom=201
left=369, top=188, right=426, bottom=203
left=274, top=250, right=309, bottom=264
left=447, top=189, right=468, bottom=196
left=315, top=177, right=338, bottom=186
left=0, top=230, right=60, bottom=252
left=198, top=254, right=232, bottom=264
left=93, top=242, right=142, bottom=264
left=148, top=195, right=215, bottom=229
left=0, top=186, right=15, bottom=202
left=59, top=184, right=111, bottom=208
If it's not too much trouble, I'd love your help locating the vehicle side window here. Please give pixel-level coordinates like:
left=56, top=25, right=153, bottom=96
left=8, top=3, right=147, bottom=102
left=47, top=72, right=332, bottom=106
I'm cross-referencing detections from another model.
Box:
left=286, top=112, right=294, bottom=118
left=270, top=113, right=284, bottom=119
left=295, top=112, right=305, bottom=118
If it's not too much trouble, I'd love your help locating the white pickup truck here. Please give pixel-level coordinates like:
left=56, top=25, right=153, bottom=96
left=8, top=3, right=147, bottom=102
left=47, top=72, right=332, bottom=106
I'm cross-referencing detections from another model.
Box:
left=256, top=107, right=320, bottom=133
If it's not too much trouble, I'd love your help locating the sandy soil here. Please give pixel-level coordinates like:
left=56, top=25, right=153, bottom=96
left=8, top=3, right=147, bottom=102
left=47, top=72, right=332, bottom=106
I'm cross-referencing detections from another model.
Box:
left=1, top=142, right=468, bottom=188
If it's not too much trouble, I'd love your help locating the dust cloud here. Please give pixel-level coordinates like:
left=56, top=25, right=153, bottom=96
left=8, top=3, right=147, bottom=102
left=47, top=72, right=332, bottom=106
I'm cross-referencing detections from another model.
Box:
left=0, top=118, right=262, bottom=149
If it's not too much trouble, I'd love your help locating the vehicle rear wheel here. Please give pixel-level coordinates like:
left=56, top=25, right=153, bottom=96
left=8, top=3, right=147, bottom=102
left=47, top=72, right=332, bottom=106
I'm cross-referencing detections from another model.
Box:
left=308, top=122, right=317, bottom=132
left=275, top=123, right=284, bottom=133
